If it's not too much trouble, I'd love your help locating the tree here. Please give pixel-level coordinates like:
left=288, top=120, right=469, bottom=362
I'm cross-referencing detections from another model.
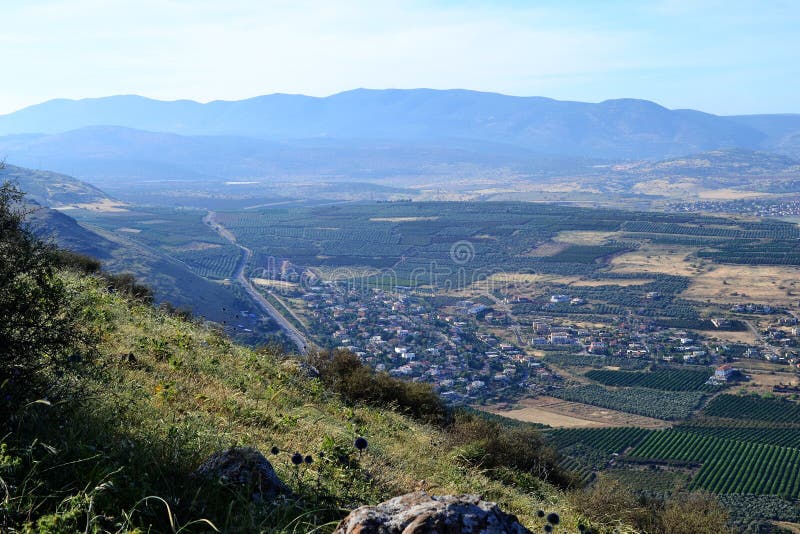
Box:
left=0, top=178, right=95, bottom=417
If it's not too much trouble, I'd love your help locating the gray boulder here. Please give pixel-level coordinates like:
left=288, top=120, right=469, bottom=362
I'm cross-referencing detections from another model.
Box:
left=333, top=491, right=532, bottom=533
left=192, top=447, right=290, bottom=499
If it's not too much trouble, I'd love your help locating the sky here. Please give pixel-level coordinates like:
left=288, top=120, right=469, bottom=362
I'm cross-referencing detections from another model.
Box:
left=1, top=0, right=798, bottom=115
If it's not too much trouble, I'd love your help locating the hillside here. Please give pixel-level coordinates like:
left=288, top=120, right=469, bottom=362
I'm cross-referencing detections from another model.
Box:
left=1, top=260, right=583, bottom=533
left=0, top=162, right=115, bottom=207
left=0, top=89, right=769, bottom=160
left=0, top=126, right=595, bottom=186
left=614, top=148, right=800, bottom=177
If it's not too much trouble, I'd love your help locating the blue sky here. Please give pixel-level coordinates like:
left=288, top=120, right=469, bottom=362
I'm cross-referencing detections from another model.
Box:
left=2, top=0, right=798, bottom=115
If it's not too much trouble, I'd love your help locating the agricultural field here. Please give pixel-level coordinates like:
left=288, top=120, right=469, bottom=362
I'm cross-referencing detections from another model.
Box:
left=486, top=396, right=669, bottom=429
left=704, top=394, right=800, bottom=424
left=584, top=368, right=713, bottom=391
left=550, top=385, right=705, bottom=420
left=629, top=429, right=800, bottom=497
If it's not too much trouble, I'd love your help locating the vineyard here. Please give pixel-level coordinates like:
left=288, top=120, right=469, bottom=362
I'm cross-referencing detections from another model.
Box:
left=704, top=394, right=800, bottom=424
left=584, top=368, right=713, bottom=391
left=673, top=424, right=800, bottom=448
left=173, top=246, right=241, bottom=279
left=549, top=385, right=705, bottom=420
left=629, top=429, right=800, bottom=497
left=547, top=427, right=653, bottom=454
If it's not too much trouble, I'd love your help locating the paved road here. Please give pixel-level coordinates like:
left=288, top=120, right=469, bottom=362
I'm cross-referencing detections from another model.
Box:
left=204, top=212, right=310, bottom=355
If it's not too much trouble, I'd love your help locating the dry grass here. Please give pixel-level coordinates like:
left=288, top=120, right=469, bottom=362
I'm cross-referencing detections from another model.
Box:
left=369, top=216, right=439, bottom=222
left=609, top=244, right=701, bottom=277
left=694, top=329, right=759, bottom=344
left=553, top=230, right=620, bottom=245
left=486, top=397, right=670, bottom=429
left=681, top=264, right=800, bottom=306
left=57, top=199, right=130, bottom=212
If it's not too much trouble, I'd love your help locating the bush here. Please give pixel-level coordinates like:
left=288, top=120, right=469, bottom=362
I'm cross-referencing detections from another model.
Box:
left=311, top=350, right=448, bottom=425
left=447, top=409, right=574, bottom=489
left=0, top=181, right=97, bottom=415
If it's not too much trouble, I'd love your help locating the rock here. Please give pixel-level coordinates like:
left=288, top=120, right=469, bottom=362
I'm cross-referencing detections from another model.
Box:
left=333, top=491, right=532, bottom=534
left=192, top=447, right=290, bottom=499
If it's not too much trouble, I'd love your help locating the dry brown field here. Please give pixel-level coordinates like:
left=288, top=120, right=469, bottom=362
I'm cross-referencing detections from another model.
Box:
left=484, top=396, right=670, bottom=429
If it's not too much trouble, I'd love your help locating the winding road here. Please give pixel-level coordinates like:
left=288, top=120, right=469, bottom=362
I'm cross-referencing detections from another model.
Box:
left=204, top=211, right=310, bottom=355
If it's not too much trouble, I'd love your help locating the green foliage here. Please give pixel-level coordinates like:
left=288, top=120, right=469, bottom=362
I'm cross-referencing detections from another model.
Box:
left=447, top=409, right=573, bottom=489
left=547, top=427, right=653, bottom=455
left=311, top=350, right=449, bottom=425
left=550, top=385, right=705, bottom=420
left=630, top=429, right=800, bottom=497
left=704, top=394, right=800, bottom=423
left=585, top=369, right=713, bottom=391
left=543, top=353, right=649, bottom=370
left=0, top=181, right=98, bottom=410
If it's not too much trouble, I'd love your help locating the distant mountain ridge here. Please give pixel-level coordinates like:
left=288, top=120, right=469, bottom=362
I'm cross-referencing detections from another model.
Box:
left=2, top=89, right=796, bottom=160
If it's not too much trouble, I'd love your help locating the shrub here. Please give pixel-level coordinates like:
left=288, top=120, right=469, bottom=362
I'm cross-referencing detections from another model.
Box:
left=447, top=409, right=573, bottom=489
left=0, top=181, right=97, bottom=415
left=311, top=350, right=448, bottom=424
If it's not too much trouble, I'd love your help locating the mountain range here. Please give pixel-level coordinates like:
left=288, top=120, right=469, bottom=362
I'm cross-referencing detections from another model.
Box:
left=1, top=89, right=799, bottom=161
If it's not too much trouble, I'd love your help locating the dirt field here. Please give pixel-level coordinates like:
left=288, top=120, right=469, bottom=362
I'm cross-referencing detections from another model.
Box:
left=58, top=199, right=129, bottom=212
left=251, top=278, right=299, bottom=290
left=553, top=230, right=619, bottom=245
left=681, top=264, right=800, bottom=306
left=170, top=241, right=222, bottom=251
left=609, top=244, right=701, bottom=277
left=485, top=396, right=670, bottom=429
left=694, top=329, right=758, bottom=344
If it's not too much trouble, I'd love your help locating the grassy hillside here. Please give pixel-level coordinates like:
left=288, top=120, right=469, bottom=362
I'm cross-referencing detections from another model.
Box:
left=2, top=270, right=583, bottom=533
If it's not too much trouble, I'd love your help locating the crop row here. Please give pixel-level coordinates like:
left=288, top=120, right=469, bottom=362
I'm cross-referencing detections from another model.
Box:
left=549, top=385, right=704, bottom=420
left=547, top=427, right=653, bottom=454
left=630, top=430, right=800, bottom=496
left=673, top=425, right=800, bottom=449
left=704, top=394, right=800, bottom=424
left=584, top=369, right=712, bottom=391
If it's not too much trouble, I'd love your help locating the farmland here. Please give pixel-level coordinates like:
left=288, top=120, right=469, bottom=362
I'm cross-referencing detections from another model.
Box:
left=630, top=429, right=800, bottom=497
left=549, top=385, right=705, bottom=420
left=584, top=368, right=713, bottom=391
left=704, top=394, right=800, bottom=423
left=64, top=198, right=800, bottom=527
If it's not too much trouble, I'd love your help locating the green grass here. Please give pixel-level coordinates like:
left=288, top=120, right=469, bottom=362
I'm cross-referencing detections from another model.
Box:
left=1, top=271, right=584, bottom=533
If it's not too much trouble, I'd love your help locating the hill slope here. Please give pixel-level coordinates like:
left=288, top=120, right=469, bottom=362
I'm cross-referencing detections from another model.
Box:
left=3, top=270, right=579, bottom=532
left=0, top=89, right=767, bottom=160
left=0, top=162, right=115, bottom=207
left=0, top=126, right=598, bottom=185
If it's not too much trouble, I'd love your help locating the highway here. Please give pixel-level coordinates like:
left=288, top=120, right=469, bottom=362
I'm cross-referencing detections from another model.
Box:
left=204, top=211, right=310, bottom=355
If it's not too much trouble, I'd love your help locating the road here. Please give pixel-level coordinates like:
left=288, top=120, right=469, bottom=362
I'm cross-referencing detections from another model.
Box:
left=204, top=211, right=310, bottom=355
